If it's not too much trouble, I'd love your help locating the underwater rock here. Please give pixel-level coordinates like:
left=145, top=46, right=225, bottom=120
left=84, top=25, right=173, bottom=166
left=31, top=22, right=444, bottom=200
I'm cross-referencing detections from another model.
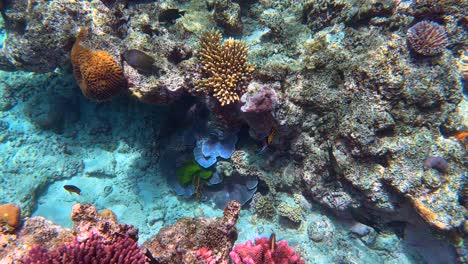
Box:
left=0, top=1, right=102, bottom=72
left=83, top=149, right=116, bottom=178
left=143, top=201, right=241, bottom=264
left=306, top=215, right=335, bottom=243
left=213, top=0, right=243, bottom=35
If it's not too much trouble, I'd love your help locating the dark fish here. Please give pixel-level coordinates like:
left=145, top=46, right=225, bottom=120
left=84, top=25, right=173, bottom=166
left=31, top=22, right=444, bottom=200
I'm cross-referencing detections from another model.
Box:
left=158, top=9, right=186, bottom=24
left=64, top=185, right=81, bottom=195
left=122, top=49, right=156, bottom=74
left=269, top=233, right=276, bottom=251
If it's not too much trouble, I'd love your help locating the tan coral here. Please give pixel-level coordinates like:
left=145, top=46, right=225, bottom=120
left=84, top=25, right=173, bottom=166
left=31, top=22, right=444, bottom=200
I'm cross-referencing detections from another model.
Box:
left=193, top=31, right=254, bottom=106
left=71, top=28, right=127, bottom=102
left=406, top=195, right=449, bottom=231
left=0, top=203, right=20, bottom=232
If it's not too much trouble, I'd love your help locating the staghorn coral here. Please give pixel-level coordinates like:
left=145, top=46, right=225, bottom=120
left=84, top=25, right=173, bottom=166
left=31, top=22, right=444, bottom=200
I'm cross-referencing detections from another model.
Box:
left=229, top=234, right=305, bottom=264
left=407, top=20, right=448, bottom=56
left=0, top=203, right=20, bottom=232
left=23, top=233, right=146, bottom=264
left=71, top=29, right=127, bottom=101
left=193, top=31, right=254, bottom=106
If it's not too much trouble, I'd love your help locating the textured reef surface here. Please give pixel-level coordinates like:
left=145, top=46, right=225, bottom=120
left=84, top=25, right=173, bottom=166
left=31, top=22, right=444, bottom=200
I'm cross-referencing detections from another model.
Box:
left=0, top=0, right=467, bottom=263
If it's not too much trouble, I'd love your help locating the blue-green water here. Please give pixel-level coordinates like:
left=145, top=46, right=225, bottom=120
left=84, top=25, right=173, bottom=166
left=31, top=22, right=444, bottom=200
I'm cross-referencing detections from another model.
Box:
left=0, top=0, right=467, bottom=263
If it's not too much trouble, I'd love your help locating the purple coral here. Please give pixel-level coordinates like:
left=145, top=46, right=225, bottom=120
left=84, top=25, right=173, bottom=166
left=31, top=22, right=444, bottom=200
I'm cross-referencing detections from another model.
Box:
left=241, top=87, right=278, bottom=113
left=23, top=233, right=146, bottom=264
left=424, top=156, right=448, bottom=173
left=407, top=20, right=448, bottom=56
left=240, top=86, right=279, bottom=140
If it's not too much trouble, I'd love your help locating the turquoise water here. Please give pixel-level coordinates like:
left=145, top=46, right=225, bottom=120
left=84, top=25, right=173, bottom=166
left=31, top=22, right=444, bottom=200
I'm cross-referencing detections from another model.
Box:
left=0, top=1, right=467, bottom=263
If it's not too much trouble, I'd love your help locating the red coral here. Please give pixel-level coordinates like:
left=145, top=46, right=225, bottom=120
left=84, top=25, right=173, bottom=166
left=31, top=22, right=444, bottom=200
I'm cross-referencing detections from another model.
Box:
left=229, top=234, right=305, bottom=264
left=23, top=233, right=146, bottom=264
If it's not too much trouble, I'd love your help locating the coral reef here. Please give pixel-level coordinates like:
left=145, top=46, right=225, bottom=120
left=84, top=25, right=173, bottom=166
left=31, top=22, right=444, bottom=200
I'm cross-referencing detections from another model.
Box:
left=193, top=31, right=254, bottom=106
left=407, top=20, right=449, bottom=56
left=143, top=200, right=241, bottom=264
left=23, top=233, right=146, bottom=264
left=0, top=0, right=467, bottom=263
left=0, top=203, right=144, bottom=263
left=229, top=233, right=305, bottom=264
left=71, top=29, right=127, bottom=101
left=0, top=203, right=20, bottom=232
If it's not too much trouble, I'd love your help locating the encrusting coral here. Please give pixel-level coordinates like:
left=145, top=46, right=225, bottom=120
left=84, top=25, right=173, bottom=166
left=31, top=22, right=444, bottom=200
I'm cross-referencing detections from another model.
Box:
left=193, top=31, right=254, bottom=106
left=71, top=28, right=127, bottom=102
left=0, top=203, right=20, bottom=232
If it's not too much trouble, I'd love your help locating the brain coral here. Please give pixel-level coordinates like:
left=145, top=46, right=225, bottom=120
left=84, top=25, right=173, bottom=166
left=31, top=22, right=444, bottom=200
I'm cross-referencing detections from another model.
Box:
left=194, top=31, right=254, bottom=106
left=407, top=20, right=448, bottom=56
left=71, top=29, right=127, bottom=101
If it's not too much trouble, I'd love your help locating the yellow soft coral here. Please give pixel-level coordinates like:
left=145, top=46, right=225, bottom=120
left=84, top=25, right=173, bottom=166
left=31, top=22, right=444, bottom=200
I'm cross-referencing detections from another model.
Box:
left=194, top=31, right=254, bottom=106
left=71, top=28, right=127, bottom=101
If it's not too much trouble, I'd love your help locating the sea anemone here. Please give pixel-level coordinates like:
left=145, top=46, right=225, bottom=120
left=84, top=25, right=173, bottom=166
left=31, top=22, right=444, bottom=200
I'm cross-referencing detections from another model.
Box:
left=407, top=20, right=448, bottom=56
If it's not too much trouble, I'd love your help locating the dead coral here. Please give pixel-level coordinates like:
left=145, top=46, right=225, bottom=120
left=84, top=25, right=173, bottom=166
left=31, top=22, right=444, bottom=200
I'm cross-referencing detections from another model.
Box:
left=71, top=28, right=127, bottom=102
left=193, top=31, right=254, bottom=106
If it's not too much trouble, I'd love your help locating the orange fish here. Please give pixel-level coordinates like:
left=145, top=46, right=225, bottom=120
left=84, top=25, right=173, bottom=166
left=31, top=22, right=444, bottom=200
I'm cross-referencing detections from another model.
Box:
left=454, top=132, right=468, bottom=141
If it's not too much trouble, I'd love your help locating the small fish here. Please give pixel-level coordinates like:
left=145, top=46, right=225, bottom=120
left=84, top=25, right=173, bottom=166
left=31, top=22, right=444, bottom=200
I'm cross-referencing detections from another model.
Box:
left=269, top=233, right=276, bottom=251
left=454, top=131, right=468, bottom=142
left=122, top=49, right=156, bottom=74
left=64, top=185, right=81, bottom=195
left=256, top=127, right=277, bottom=155
left=158, top=9, right=186, bottom=24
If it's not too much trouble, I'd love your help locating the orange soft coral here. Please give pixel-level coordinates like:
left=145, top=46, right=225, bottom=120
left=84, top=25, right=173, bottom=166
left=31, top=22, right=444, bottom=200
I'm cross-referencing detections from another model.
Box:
left=71, top=29, right=127, bottom=101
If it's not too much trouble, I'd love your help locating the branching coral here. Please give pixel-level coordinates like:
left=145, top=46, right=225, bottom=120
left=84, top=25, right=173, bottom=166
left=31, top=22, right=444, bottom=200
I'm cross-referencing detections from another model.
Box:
left=194, top=31, right=254, bottom=106
left=71, top=28, right=127, bottom=101
left=23, top=233, right=146, bottom=264
left=229, top=234, right=305, bottom=264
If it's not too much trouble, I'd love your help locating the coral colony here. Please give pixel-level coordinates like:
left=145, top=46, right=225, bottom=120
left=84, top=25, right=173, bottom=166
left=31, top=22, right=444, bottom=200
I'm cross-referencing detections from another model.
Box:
left=0, top=0, right=467, bottom=264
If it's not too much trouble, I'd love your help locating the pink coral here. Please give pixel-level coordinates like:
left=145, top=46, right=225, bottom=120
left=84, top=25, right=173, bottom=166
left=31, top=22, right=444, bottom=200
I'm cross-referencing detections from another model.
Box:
left=23, top=232, right=146, bottom=264
left=230, top=234, right=305, bottom=264
left=240, top=85, right=279, bottom=140
left=196, top=247, right=218, bottom=264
